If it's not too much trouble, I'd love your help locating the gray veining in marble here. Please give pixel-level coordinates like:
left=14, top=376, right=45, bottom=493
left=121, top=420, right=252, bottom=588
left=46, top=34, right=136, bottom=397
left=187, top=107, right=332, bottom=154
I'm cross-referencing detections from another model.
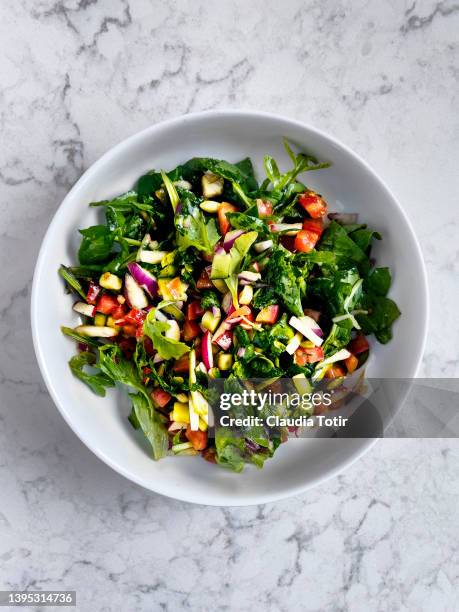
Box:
left=0, top=0, right=458, bottom=610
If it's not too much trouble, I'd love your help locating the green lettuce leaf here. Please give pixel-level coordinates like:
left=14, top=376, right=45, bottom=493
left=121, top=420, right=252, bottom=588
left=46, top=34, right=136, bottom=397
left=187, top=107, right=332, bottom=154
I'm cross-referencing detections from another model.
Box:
left=69, top=352, right=115, bottom=396
left=143, top=311, right=190, bottom=360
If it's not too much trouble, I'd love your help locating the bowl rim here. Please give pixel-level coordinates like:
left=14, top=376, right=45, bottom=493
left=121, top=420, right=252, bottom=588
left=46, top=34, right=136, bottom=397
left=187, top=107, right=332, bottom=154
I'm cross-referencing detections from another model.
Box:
left=31, top=109, right=429, bottom=506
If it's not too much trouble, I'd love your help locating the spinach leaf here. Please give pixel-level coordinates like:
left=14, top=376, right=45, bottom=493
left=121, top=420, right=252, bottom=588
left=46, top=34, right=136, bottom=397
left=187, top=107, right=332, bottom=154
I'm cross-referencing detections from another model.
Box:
left=180, top=157, right=258, bottom=193
left=318, top=221, right=369, bottom=272
left=69, top=352, right=114, bottom=396
left=143, top=311, right=190, bottom=360
left=321, top=320, right=353, bottom=356
left=78, top=225, right=115, bottom=265
left=264, top=248, right=303, bottom=316
left=309, top=268, right=361, bottom=316
left=90, top=191, right=154, bottom=213
left=348, top=227, right=381, bottom=253
left=58, top=265, right=87, bottom=300
left=356, top=296, right=401, bottom=344
left=365, top=267, right=391, bottom=297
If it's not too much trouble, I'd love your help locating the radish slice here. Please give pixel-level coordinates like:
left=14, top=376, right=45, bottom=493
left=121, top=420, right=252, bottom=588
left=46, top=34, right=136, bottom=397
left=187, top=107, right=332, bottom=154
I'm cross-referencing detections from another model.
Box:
left=223, top=229, right=245, bottom=251
left=202, top=331, right=214, bottom=370
left=254, top=239, right=273, bottom=253
left=289, top=316, right=324, bottom=347
left=127, top=263, right=158, bottom=298
left=73, top=302, right=96, bottom=317
left=124, top=273, right=149, bottom=309
left=238, top=271, right=261, bottom=283
left=285, top=332, right=302, bottom=355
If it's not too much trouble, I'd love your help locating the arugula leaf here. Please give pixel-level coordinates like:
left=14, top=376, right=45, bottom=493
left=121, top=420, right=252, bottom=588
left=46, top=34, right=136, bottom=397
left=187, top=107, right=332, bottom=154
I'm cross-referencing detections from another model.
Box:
left=90, top=191, right=154, bottom=213
left=143, top=311, right=190, bottom=360
left=61, top=326, right=102, bottom=348
left=226, top=212, right=270, bottom=236
left=98, top=344, right=168, bottom=459
left=129, top=393, right=168, bottom=459
left=69, top=352, right=114, bottom=396
left=78, top=225, right=115, bottom=265
left=59, top=265, right=87, bottom=300
left=264, top=248, right=303, bottom=316
left=175, top=191, right=220, bottom=253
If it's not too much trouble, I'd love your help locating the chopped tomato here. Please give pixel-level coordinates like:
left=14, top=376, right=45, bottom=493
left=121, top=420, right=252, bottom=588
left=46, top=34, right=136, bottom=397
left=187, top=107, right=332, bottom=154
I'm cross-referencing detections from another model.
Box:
left=185, top=426, right=208, bottom=451
left=196, top=269, right=214, bottom=290
left=112, top=304, right=127, bottom=321
left=86, top=282, right=101, bottom=305
left=151, top=388, right=172, bottom=408
left=256, top=199, right=273, bottom=218
left=294, top=229, right=320, bottom=253
left=124, top=308, right=147, bottom=326
left=255, top=305, right=279, bottom=324
left=183, top=319, right=201, bottom=341
left=324, top=364, right=346, bottom=379
left=188, top=300, right=204, bottom=321
left=298, top=191, right=328, bottom=218
left=302, top=218, right=323, bottom=237
left=348, top=334, right=370, bottom=355
left=218, top=202, right=238, bottom=236
left=172, top=355, right=190, bottom=373
left=344, top=354, right=359, bottom=373
left=294, top=346, right=324, bottom=365
left=96, top=294, right=119, bottom=315
left=122, top=324, right=137, bottom=337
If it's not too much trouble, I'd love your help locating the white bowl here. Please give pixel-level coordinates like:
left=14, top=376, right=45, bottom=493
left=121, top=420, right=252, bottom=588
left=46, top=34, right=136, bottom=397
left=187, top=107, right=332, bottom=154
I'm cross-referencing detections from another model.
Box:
left=31, top=111, right=428, bottom=506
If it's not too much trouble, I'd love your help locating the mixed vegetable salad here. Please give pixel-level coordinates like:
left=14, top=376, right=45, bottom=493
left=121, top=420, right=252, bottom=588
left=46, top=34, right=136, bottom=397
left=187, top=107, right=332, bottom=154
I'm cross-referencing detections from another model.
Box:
left=59, top=140, right=400, bottom=471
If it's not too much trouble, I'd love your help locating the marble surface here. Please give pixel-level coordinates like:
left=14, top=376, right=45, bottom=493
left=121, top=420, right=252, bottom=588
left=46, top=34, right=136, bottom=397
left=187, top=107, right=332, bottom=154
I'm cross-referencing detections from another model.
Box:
left=0, top=0, right=458, bottom=610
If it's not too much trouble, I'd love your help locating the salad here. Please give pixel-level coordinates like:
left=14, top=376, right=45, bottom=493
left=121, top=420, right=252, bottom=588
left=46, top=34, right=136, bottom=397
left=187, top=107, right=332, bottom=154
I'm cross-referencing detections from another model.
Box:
left=59, top=141, right=400, bottom=471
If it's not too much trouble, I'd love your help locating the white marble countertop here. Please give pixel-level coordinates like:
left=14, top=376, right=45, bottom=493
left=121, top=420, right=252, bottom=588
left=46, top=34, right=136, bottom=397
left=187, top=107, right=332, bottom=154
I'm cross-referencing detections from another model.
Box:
left=1, top=1, right=458, bottom=610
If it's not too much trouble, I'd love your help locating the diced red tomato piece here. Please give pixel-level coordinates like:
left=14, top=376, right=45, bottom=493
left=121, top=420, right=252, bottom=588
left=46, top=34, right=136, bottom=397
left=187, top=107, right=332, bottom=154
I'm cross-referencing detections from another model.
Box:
left=348, top=334, right=370, bottom=355
left=112, top=304, right=127, bottom=321
left=302, top=218, right=323, bottom=237
left=123, top=308, right=147, bottom=326
left=298, top=191, right=328, bottom=218
left=218, top=202, right=238, bottom=236
left=86, top=282, right=101, bottom=305
left=294, top=229, right=320, bottom=253
left=151, top=388, right=172, bottom=409
left=226, top=305, right=251, bottom=322
left=185, top=426, right=208, bottom=451
left=96, top=294, right=119, bottom=315
left=255, top=305, right=279, bottom=324
left=172, top=355, right=190, bottom=373
left=188, top=300, right=204, bottom=321
left=196, top=269, right=214, bottom=290
left=256, top=199, right=273, bottom=218
left=294, top=346, right=324, bottom=365
left=122, top=324, right=137, bottom=337
left=344, top=354, right=359, bottom=373
left=325, top=364, right=346, bottom=379
left=183, top=319, right=201, bottom=342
